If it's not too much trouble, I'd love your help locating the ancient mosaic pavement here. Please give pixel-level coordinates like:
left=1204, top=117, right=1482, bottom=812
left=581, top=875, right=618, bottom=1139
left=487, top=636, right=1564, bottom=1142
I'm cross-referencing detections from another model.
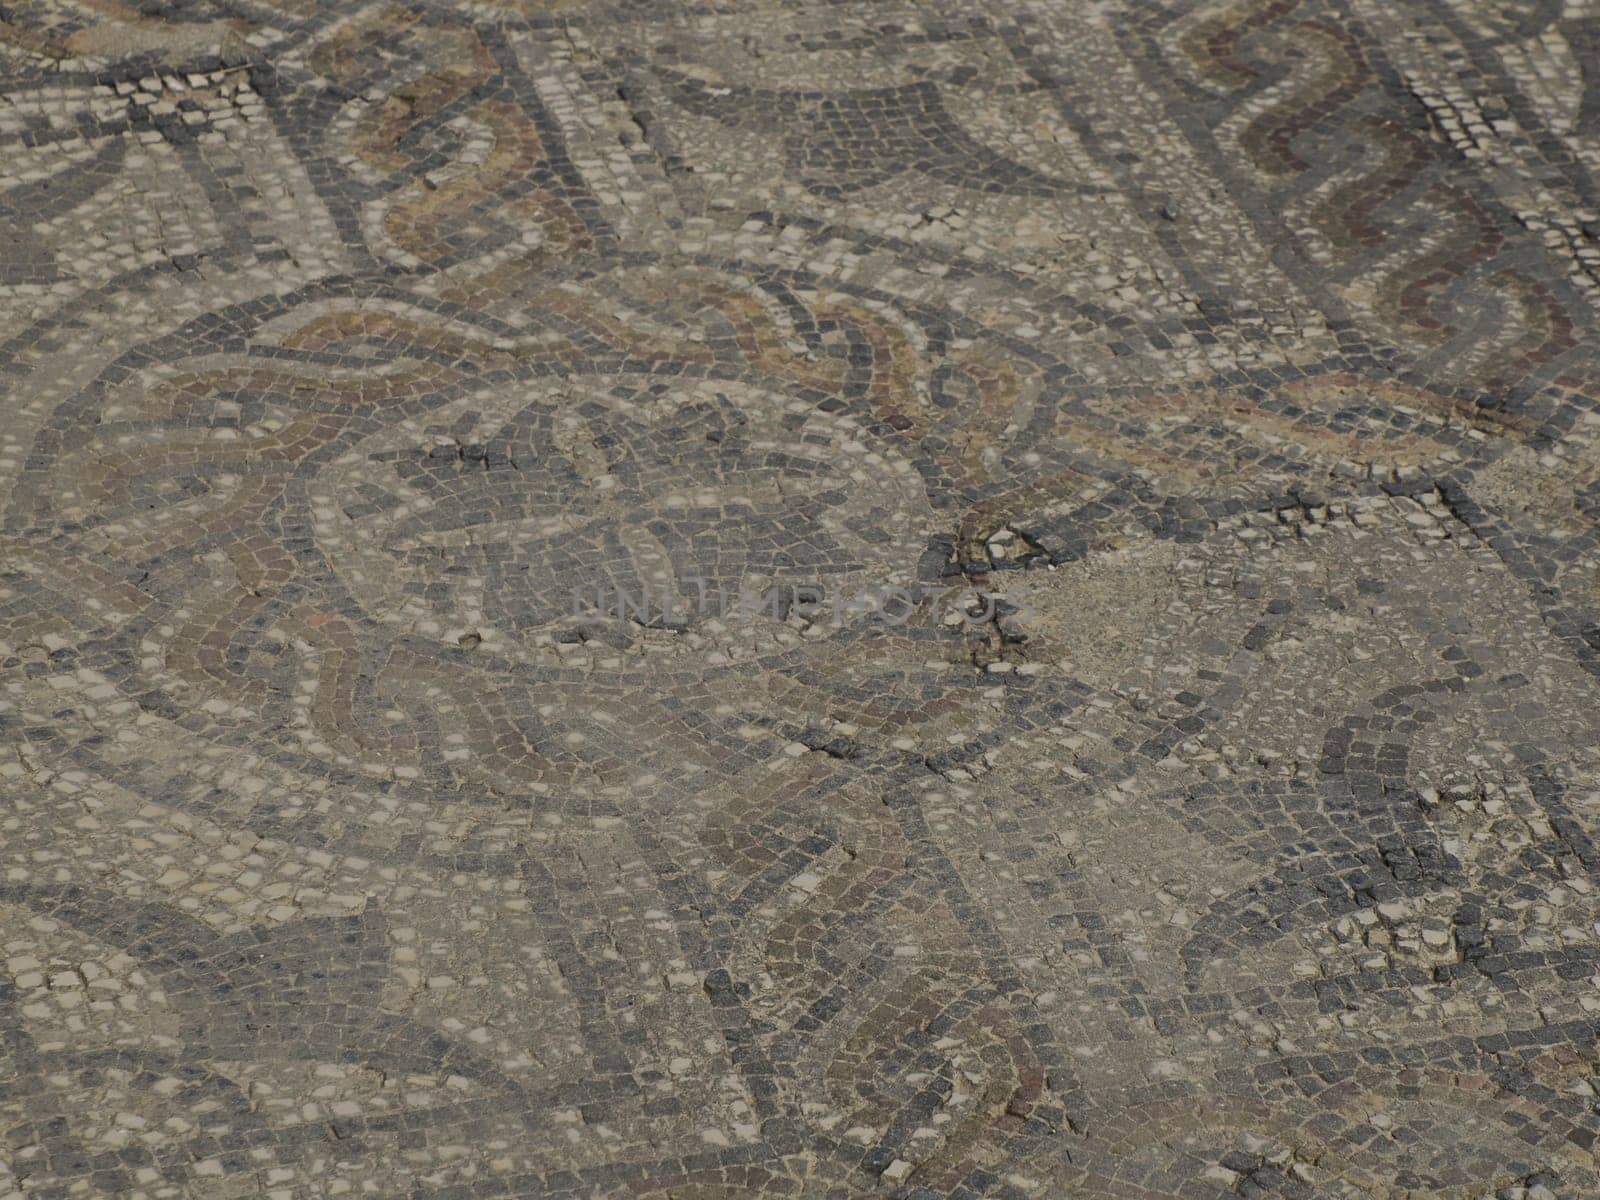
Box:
left=6, top=0, right=1600, bottom=1197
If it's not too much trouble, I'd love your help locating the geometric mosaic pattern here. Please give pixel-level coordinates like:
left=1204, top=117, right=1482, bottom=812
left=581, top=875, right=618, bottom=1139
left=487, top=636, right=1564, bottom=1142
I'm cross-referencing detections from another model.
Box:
left=4, top=1, right=1600, bottom=1196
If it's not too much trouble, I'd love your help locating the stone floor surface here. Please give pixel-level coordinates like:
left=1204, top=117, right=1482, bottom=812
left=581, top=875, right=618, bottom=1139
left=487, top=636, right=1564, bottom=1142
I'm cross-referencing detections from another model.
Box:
left=4, top=0, right=1600, bottom=1197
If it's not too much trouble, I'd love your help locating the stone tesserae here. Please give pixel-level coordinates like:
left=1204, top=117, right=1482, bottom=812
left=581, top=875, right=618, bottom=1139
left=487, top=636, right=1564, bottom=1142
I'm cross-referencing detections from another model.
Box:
left=2, top=2, right=1599, bottom=1198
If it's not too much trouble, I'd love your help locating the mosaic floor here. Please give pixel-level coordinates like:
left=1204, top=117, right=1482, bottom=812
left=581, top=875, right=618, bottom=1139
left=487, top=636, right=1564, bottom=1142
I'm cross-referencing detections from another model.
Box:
left=6, top=1, right=1600, bottom=1197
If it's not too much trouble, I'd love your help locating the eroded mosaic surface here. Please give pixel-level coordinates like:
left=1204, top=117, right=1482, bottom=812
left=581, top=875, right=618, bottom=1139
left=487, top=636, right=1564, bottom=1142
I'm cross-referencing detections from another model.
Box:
left=4, top=1, right=1600, bottom=1197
